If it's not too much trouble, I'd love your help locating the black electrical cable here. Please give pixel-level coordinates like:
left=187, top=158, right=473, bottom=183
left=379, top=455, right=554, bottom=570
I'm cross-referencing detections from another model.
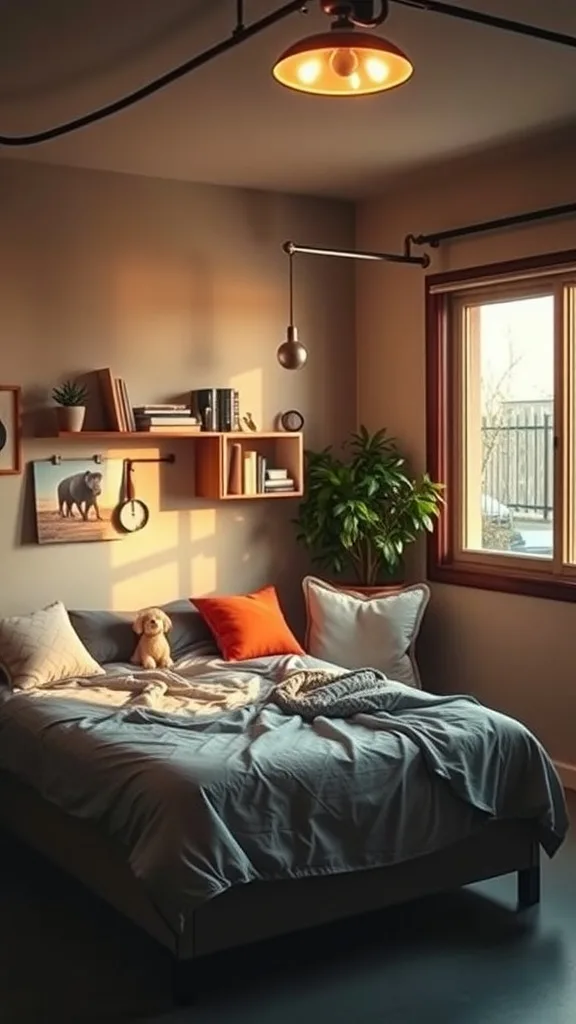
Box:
left=0, top=0, right=305, bottom=147
left=2, top=0, right=575, bottom=148
left=391, top=0, right=576, bottom=51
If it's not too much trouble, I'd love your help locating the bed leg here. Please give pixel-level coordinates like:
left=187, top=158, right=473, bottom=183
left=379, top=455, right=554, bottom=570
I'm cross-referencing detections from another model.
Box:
left=171, top=958, right=195, bottom=1006
left=517, top=859, right=540, bottom=911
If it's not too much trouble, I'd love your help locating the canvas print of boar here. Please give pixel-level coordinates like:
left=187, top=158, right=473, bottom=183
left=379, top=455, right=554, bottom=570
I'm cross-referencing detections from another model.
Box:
left=33, top=459, right=124, bottom=544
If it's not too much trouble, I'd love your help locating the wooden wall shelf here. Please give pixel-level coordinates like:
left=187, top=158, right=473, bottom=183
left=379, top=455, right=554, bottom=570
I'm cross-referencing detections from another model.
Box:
left=50, top=431, right=213, bottom=440
left=38, top=431, right=304, bottom=501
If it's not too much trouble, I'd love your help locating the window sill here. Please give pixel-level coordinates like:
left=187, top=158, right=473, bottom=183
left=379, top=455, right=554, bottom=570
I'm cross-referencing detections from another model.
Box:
left=427, top=557, right=576, bottom=602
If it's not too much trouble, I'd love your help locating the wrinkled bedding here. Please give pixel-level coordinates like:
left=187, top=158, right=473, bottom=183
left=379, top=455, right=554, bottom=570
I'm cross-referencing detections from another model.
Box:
left=0, top=649, right=568, bottom=941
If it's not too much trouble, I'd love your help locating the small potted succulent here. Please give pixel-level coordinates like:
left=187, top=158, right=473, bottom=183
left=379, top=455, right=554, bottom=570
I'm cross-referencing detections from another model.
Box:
left=294, top=426, right=444, bottom=591
left=52, top=379, right=88, bottom=433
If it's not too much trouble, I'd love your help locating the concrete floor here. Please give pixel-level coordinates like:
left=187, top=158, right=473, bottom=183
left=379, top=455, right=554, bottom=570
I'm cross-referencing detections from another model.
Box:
left=1, top=792, right=574, bottom=1023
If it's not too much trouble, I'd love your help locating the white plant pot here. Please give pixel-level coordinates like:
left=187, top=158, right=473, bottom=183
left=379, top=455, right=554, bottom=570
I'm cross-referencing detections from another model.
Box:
left=56, top=405, right=86, bottom=432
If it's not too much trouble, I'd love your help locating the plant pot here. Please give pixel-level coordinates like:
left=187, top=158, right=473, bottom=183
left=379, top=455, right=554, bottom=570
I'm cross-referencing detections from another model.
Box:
left=56, top=406, right=86, bottom=432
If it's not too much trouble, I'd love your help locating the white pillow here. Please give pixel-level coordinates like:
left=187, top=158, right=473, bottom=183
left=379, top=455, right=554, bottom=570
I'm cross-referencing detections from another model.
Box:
left=302, top=577, right=430, bottom=688
left=0, top=601, right=105, bottom=691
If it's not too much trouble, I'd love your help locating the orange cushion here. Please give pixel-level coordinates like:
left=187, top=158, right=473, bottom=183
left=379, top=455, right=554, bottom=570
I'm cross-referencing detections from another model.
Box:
left=191, top=586, right=304, bottom=662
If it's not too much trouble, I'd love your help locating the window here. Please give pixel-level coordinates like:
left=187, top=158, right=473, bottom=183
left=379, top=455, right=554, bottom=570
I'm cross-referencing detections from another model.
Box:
left=426, top=248, right=576, bottom=602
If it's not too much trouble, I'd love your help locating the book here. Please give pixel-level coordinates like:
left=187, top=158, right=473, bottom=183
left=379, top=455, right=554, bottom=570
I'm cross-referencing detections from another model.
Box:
left=113, top=379, right=127, bottom=431
left=138, top=424, right=201, bottom=433
left=232, top=390, right=240, bottom=431
left=190, top=387, right=240, bottom=432
left=133, top=404, right=189, bottom=414
left=119, top=379, right=136, bottom=431
left=265, top=476, right=295, bottom=488
left=135, top=415, right=199, bottom=427
left=264, top=483, right=296, bottom=492
left=256, top=454, right=266, bottom=492
left=217, top=388, right=231, bottom=432
left=227, top=443, right=242, bottom=495
left=242, top=450, right=258, bottom=494
left=96, top=367, right=123, bottom=431
left=266, top=468, right=288, bottom=480
left=190, top=388, right=218, bottom=431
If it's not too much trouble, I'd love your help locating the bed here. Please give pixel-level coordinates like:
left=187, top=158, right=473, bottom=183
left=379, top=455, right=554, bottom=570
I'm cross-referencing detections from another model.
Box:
left=0, top=643, right=568, bottom=1005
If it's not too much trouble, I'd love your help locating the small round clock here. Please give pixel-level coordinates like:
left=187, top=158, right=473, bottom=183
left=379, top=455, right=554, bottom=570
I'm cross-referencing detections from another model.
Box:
left=280, top=409, right=304, bottom=432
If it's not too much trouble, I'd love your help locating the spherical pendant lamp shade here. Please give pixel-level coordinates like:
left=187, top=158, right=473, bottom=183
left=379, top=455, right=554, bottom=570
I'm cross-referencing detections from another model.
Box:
left=277, top=325, right=308, bottom=370
left=272, top=30, right=413, bottom=97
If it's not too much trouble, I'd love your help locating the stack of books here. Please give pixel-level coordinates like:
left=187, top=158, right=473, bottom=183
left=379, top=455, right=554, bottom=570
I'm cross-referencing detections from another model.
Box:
left=190, top=388, right=240, bottom=432
left=227, top=449, right=296, bottom=496
left=264, top=468, right=296, bottom=493
left=134, top=405, right=201, bottom=433
left=96, top=368, right=135, bottom=432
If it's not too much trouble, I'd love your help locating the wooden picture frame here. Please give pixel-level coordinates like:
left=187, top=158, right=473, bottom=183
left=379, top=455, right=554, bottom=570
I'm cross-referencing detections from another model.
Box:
left=0, top=386, right=22, bottom=476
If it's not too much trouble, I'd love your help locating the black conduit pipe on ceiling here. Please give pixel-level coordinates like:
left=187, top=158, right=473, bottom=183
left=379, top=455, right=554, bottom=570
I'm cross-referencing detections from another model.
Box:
left=0, top=0, right=306, bottom=146
left=390, top=0, right=576, bottom=52
left=2, top=1, right=576, bottom=146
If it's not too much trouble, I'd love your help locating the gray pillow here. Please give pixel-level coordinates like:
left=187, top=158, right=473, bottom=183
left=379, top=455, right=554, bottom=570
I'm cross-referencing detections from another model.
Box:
left=69, top=599, right=215, bottom=666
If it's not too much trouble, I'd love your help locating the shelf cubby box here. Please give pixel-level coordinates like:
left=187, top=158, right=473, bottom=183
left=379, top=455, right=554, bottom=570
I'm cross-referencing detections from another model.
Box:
left=39, top=430, right=303, bottom=502
left=211, top=432, right=303, bottom=501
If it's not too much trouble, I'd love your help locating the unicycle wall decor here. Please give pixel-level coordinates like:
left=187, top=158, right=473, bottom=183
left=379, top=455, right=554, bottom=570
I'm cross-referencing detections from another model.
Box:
left=0, top=386, right=22, bottom=476
left=114, top=455, right=176, bottom=534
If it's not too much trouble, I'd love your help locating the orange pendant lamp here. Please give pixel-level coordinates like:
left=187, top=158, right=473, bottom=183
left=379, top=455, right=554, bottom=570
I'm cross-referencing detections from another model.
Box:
left=272, top=2, right=413, bottom=97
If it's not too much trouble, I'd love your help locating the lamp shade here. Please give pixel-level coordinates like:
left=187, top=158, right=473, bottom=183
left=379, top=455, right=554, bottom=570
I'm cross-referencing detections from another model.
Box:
left=277, top=325, right=308, bottom=370
left=272, top=30, right=413, bottom=97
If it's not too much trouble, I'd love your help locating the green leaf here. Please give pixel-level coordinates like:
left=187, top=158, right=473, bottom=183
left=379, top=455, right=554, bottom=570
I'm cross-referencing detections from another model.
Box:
left=292, top=426, right=444, bottom=584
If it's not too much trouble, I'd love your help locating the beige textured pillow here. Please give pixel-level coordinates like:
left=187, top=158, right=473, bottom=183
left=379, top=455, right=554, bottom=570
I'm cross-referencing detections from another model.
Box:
left=302, top=577, right=430, bottom=688
left=0, top=601, right=105, bottom=690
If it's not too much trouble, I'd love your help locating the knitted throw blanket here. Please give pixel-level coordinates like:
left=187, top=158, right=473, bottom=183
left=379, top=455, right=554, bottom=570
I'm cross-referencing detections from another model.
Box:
left=271, top=667, right=398, bottom=721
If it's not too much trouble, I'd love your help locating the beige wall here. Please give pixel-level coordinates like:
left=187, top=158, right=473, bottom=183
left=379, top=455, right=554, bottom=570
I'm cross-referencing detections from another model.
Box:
left=0, top=159, right=355, bottom=633
left=357, top=132, right=576, bottom=767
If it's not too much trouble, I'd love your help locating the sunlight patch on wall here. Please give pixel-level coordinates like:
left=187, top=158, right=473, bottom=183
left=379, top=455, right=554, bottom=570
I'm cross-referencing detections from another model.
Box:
left=111, top=563, right=181, bottom=611
left=186, top=508, right=217, bottom=595
left=191, top=553, right=217, bottom=595
left=112, top=259, right=205, bottom=361
left=109, top=515, right=180, bottom=569
left=189, top=507, right=217, bottom=542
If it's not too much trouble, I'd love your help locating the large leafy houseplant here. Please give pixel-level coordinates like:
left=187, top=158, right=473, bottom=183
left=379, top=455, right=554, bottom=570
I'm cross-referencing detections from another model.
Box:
left=294, top=426, right=444, bottom=587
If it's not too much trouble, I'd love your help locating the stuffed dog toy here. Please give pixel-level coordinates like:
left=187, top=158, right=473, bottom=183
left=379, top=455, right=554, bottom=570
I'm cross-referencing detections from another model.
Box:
left=131, top=607, right=173, bottom=669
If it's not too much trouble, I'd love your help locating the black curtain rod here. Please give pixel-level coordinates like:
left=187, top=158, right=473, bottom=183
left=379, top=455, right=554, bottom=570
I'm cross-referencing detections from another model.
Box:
left=406, top=201, right=576, bottom=249
left=390, top=0, right=576, bottom=51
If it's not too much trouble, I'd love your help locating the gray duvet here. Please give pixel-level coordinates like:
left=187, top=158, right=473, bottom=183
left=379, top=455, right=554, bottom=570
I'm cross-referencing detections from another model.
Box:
left=0, top=651, right=568, bottom=940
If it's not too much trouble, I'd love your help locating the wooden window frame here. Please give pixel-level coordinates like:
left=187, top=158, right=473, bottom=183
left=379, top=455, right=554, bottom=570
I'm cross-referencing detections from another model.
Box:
left=426, top=247, right=576, bottom=603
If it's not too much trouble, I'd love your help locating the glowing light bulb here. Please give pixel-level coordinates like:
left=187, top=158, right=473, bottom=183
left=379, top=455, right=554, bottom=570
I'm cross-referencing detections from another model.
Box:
left=330, top=48, right=359, bottom=79
left=296, top=58, right=322, bottom=85
left=364, top=57, right=389, bottom=84
left=349, top=72, right=361, bottom=90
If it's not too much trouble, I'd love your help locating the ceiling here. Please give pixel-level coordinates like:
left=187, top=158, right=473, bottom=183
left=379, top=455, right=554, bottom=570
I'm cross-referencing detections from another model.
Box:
left=1, top=0, right=576, bottom=198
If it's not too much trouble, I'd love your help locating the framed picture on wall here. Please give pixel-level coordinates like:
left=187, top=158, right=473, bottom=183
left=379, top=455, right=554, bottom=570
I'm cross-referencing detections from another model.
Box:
left=0, top=386, right=21, bottom=476
left=32, top=457, right=124, bottom=544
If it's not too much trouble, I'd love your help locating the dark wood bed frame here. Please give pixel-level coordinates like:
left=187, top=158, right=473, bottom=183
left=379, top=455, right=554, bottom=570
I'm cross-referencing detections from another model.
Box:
left=0, top=769, right=541, bottom=1005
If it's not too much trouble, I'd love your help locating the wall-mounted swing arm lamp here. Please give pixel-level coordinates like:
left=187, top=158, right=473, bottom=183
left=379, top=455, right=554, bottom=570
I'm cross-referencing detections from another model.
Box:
left=277, top=237, right=429, bottom=369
